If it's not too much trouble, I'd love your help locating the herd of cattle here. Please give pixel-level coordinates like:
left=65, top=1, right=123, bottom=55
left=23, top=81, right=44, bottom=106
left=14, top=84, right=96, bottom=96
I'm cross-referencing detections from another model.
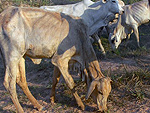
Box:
left=0, top=0, right=149, bottom=112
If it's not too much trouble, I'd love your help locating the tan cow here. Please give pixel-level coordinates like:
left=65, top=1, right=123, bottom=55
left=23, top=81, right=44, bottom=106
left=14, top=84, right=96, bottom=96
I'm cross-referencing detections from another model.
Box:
left=109, top=0, right=150, bottom=49
left=0, top=6, right=111, bottom=112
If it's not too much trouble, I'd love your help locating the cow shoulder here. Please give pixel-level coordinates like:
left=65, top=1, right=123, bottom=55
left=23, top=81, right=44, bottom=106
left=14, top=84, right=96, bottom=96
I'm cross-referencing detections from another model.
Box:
left=1, top=7, right=20, bottom=30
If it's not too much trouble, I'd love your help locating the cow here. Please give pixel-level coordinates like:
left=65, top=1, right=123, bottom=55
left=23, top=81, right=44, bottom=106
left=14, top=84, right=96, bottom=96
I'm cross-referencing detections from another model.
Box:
left=109, top=0, right=150, bottom=50
left=40, top=0, right=124, bottom=54
left=104, top=0, right=125, bottom=36
left=0, top=6, right=112, bottom=113
left=96, top=0, right=125, bottom=54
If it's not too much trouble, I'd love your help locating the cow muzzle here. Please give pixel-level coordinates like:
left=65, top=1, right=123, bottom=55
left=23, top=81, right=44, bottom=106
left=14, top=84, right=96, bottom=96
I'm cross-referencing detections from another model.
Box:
left=118, top=5, right=124, bottom=15
left=97, top=94, right=108, bottom=112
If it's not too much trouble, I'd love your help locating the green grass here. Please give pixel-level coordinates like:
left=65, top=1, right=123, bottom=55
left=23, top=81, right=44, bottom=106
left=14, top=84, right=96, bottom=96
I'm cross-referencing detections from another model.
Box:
left=0, top=0, right=142, bottom=10
left=110, top=67, right=150, bottom=100
left=0, top=107, right=3, bottom=112
left=93, top=23, right=150, bottom=59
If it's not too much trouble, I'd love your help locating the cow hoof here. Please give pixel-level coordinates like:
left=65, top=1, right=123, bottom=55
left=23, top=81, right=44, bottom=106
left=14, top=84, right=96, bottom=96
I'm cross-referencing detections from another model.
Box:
left=37, top=105, right=44, bottom=111
left=50, top=97, right=55, bottom=104
left=80, top=105, right=85, bottom=110
left=41, top=107, right=46, bottom=111
left=97, top=108, right=107, bottom=113
left=102, top=51, right=106, bottom=56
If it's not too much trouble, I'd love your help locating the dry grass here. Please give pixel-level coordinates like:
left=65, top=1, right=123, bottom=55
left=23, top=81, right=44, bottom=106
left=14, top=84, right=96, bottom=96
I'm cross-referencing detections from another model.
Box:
left=0, top=0, right=82, bottom=13
left=0, top=0, right=149, bottom=112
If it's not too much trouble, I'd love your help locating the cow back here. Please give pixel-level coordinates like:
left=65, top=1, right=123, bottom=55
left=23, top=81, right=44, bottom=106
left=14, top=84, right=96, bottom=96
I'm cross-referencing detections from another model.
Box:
left=0, top=6, right=89, bottom=59
left=123, top=0, right=150, bottom=26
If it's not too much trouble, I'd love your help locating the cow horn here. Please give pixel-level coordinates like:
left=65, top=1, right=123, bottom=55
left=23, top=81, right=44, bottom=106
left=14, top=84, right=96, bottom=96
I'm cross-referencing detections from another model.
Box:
left=86, top=80, right=99, bottom=99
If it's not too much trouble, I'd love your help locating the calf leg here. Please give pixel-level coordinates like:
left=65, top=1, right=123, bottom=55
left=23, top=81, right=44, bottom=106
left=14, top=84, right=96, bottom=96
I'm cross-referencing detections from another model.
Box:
left=52, top=58, right=85, bottom=110
left=16, top=57, right=43, bottom=111
left=50, top=66, right=61, bottom=103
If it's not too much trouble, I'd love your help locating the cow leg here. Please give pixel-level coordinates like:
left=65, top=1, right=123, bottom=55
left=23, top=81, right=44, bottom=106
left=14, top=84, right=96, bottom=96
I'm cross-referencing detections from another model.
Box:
left=3, top=58, right=24, bottom=113
left=133, top=26, right=140, bottom=47
left=127, top=30, right=133, bottom=40
left=53, top=58, right=85, bottom=110
left=95, top=34, right=106, bottom=55
left=50, top=66, right=61, bottom=103
left=127, top=33, right=131, bottom=39
left=16, top=57, right=43, bottom=111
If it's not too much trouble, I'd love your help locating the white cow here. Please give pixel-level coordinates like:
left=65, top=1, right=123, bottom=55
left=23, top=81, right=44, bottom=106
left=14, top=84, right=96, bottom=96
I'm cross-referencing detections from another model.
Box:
left=109, top=0, right=150, bottom=50
left=40, top=0, right=124, bottom=54
left=96, top=0, right=125, bottom=53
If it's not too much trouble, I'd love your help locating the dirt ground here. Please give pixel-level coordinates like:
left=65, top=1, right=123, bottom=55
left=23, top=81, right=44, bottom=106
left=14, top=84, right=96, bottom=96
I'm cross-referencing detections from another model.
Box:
left=0, top=22, right=150, bottom=113
left=0, top=53, right=150, bottom=113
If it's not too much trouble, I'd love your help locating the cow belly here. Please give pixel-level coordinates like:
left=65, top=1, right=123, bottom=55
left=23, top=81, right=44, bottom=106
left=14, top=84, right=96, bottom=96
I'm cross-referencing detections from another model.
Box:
left=25, top=44, right=56, bottom=58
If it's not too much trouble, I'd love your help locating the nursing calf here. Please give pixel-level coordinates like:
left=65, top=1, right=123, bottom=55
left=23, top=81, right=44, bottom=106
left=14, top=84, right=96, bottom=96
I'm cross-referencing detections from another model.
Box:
left=0, top=7, right=111, bottom=112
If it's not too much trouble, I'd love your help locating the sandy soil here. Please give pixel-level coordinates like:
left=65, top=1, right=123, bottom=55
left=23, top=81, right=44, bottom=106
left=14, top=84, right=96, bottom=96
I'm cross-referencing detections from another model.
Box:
left=0, top=53, right=150, bottom=113
left=0, top=15, right=150, bottom=113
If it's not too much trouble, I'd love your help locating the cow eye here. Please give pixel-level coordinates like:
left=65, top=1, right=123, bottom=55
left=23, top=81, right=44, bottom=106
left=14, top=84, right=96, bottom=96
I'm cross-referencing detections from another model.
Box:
left=98, top=91, right=103, bottom=95
left=111, top=38, right=115, bottom=43
left=112, top=0, right=116, bottom=3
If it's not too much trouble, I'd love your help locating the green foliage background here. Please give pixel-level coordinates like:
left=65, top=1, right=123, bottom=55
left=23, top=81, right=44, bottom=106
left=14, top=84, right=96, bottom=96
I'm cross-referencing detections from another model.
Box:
left=0, top=0, right=143, bottom=13
left=0, top=0, right=143, bottom=8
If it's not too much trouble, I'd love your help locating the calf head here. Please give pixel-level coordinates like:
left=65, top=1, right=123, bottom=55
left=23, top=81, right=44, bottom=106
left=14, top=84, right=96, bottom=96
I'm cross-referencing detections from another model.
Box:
left=86, top=77, right=112, bottom=111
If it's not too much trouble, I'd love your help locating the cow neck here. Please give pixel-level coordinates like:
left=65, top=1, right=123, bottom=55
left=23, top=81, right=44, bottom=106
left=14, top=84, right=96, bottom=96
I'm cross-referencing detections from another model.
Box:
left=87, top=60, right=104, bottom=80
left=83, top=0, right=94, bottom=6
left=81, top=1, right=108, bottom=35
left=82, top=37, right=104, bottom=80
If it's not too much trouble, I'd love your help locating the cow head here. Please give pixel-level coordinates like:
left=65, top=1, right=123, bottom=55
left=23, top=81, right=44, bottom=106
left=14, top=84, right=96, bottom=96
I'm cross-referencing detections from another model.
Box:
left=102, top=0, right=124, bottom=15
left=109, top=32, right=122, bottom=50
left=109, top=14, right=127, bottom=50
left=86, top=77, right=112, bottom=112
left=109, top=22, right=133, bottom=50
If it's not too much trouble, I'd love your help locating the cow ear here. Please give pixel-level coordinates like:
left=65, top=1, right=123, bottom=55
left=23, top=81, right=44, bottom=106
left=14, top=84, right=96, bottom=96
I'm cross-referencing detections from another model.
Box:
left=86, top=80, right=99, bottom=99
left=102, top=0, right=108, bottom=3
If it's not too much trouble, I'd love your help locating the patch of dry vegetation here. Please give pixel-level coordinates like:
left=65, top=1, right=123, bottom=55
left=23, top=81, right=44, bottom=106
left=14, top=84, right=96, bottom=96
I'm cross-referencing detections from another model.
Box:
left=0, top=0, right=83, bottom=13
left=0, top=0, right=149, bottom=112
